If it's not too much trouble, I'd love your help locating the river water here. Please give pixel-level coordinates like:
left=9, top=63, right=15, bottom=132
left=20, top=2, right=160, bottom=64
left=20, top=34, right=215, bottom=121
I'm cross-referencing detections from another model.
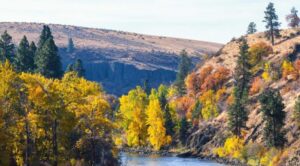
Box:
left=121, top=152, right=224, bottom=166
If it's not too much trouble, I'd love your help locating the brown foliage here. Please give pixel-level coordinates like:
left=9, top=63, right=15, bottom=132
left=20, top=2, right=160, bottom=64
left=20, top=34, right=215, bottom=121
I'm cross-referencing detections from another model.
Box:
left=249, top=77, right=264, bottom=95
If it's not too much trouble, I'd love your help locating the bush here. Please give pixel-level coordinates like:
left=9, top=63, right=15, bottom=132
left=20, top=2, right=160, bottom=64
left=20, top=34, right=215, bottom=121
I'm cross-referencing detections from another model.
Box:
left=214, top=136, right=245, bottom=159
left=248, top=42, right=273, bottom=67
left=250, top=77, right=264, bottom=95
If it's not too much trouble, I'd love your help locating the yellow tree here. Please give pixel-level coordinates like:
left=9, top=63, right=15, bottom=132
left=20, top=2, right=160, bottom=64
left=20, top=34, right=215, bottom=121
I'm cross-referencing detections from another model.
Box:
left=199, top=90, right=219, bottom=120
left=146, top=89, right=171, bottom=150
left=119, top=86, right=148, bottom=147
left=0, top=61, right=23, bottom=165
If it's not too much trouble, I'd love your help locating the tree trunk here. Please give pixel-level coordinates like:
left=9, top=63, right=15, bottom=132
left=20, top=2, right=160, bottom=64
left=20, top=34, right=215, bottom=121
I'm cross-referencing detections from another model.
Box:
left=52, top=119, right=58, bottom=166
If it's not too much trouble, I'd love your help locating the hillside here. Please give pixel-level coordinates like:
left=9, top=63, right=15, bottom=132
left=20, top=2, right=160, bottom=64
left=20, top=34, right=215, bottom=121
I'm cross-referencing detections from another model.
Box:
left=183, top=28, right=300, bottom=165
left=0, top=22, right=222, bottom=95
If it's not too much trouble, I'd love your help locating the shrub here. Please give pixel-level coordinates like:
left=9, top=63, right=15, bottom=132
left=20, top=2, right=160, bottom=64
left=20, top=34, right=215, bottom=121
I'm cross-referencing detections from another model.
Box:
left=214, top=136, right=245, bottom=159
left=250, top=77, right=264, bottom=95
left=282, top=60, right=298, bottom=80
left=248, top=42, right=273, bottom=67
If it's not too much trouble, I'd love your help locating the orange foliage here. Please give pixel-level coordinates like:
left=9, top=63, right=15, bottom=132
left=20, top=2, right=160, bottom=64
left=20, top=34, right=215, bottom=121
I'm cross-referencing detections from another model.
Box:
left=294, top=59, right=300, bottom=71
left=201, top=66, right=230, bottom=91
left=175, top=96, right=195, bottom=118
left=185, top=72, right=200, bottom=96
left=250, top=77, right=264, bottom=95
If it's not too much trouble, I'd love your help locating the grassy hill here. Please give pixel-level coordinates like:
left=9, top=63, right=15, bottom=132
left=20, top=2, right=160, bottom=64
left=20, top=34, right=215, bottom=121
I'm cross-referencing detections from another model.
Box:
left=0, top=22, right=222, bottom=95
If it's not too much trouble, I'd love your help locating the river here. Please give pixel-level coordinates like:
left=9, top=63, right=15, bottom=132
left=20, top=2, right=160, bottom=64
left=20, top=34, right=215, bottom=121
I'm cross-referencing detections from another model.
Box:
left=121, top=152, right=224, bottom=166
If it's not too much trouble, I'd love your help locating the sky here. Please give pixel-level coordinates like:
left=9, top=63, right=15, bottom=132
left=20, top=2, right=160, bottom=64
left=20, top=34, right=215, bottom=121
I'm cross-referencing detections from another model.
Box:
left=0, top=0, right=299, bottom=43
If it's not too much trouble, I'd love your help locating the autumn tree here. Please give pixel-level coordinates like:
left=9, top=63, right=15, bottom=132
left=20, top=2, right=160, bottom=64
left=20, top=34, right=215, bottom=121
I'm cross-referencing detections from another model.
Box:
left=119, top=86, right=148, bottom=147
left=0, top=30, right=15, bottom=63
left=248, top=42, right=273, bottom=67
left=146, top=89, right=171, bottom=150
left=259, top=88, right=286, bottom=148
left=228, top=39, right=251, bottom=136
left=175, top=50, right=192, bottom=95
left=247, top=22, right=257, bottom=34
left=263, top=2, right=281, bottom=45
left=286, top=7, right=300, bottom=28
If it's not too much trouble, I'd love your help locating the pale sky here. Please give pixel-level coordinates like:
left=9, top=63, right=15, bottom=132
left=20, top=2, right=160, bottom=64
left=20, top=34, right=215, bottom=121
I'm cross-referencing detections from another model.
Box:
left=0, top=0, right=299, bottom=43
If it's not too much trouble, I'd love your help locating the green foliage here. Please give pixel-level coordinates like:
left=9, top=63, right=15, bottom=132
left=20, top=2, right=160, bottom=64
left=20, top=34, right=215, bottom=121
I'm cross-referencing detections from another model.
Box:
left=0, top=30, right=15, bottom=63
left=14, top=36, right=35, bottom=72
left=259, top=88, right=286, bottom=148
left=247, top=22, right=257, bottom=34
left=228, top=39, right=251, bottom=136
left=263, top=2, right=281, bottom=45
left=286, top=7, right=300, bottom=28
left=294, top=96, right=300, bottom=126
left=179, top=117, right=190, bottom=145
left=67, top=38, right=75, bottom=53
left=175, top=50, right=192, bottom=95
left=35, top=26, right=62, bottom=78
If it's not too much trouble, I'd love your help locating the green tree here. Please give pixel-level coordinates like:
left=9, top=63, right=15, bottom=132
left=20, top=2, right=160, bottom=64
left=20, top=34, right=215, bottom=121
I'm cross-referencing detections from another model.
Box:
left=294, top=96, right=300, bottom=126
left=247, top=22, right=257, bottom=34
left=67, top=38, right=75, bottom=53
left=263, top=2, right=281, bottom=45
left=73, top=59, right=85, bottom=77
left=35, top=26, right=62, bottom=78
left=65, top=63, right=74, bottom=73
left=286, top=7, right=300, bottom=28
left=0, top=30, right=15, bottom=63
left=14, top=36, right=35, bottom=72
left=175, top=50, right=192, bottom=95
left=259, top=88, right=286, bottom=148
left=179, top=117, right=190, bottom=145
left=228, top=39, right=251, bottom=136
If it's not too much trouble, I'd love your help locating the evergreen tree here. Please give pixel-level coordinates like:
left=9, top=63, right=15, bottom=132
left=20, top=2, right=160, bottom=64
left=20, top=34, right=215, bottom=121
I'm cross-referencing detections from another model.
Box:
left=259, top=88, right=286, bottom=148
left=294, top=96, right=300, bottom=126
left=66, top=63, right=74, bottom=73
left=73, top=59, right=85, bottom=77
left=179, top=117, right=189, bottom=145
left=228, top=39, right=251, bottom=136
left=67, top=38, right=75, bottom=53
left=38, top=25, right=53, bottom=48
left=35, top=26, right=62, bottom=78
left=286, top=7, right=300, bottom=28
left=143, top=79, right=151, bottom=95
left=247, top=22, right=257, bottom=34
left=263, top=2, right=281, bottom=45
left=175, top=50, right=192, bottom=95
left=14, top=36, right=35, bottom=72
left=0, top=30, right=15, bottom=63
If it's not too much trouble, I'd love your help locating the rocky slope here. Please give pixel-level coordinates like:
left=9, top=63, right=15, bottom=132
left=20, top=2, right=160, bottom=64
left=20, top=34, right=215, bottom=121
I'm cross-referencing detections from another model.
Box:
left=184, top=28, right=300, bottom=165
left=0, top=22, right=222, bottom=95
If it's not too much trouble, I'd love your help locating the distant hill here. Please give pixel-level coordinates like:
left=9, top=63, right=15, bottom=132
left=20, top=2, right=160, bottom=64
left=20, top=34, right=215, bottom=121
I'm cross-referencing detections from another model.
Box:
left=0, top=22, right=222, bottom=95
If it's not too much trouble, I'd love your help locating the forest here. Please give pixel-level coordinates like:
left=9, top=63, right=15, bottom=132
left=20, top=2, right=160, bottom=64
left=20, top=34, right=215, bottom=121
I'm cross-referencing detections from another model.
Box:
left=0, top=2, right=300, bottom=166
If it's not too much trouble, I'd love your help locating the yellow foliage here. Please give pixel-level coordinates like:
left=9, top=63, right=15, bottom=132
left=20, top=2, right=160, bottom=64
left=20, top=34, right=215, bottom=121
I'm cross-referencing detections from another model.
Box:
left=282, top=60, right=298, bottom=80
left=146, top=90, right=171, bottom=150
left=119, top=86, right=148, bottom=147
left=214, top=136, right=245, bottom=159
left=262, top=63, right=271, bottom=81
left=199, top=90, right=219, bottom=120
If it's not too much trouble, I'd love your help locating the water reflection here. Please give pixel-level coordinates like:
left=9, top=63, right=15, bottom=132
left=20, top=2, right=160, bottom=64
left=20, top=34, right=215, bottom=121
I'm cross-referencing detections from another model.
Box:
left=121, top=152, right=224, bottom=166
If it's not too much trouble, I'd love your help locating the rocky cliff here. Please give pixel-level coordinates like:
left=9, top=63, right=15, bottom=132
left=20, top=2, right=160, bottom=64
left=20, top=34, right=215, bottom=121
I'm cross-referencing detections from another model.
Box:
left=0, top=22, right=222, bottom=95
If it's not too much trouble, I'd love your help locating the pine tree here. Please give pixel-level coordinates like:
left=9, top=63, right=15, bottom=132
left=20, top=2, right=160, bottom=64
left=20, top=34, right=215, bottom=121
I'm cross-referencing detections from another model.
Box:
left=247, top=22, right=257, bottom=34
left=35, top=26, right=62, bottom=78
left=67, top=38, right=75, bottom=53
left=175, top=50, right=192, bottom=95
left=263, top=2, right=281, bottom=45
left=259, top=88, right=286, bottom=148
left=286, top=7, right=300, bottom=28
left=73, top=59, right=85, bottom=77
left=179, top=117, right=190, bottom=145
left=14, top=36, right=35, bottom=72
left=0, top=30, right=15, bottom=63
left=66, top=63, right=74, bottom=73
left=228, top=39, right=251, bottom=136
left=38, top=25, right=53, bottom=48
left=294, top=96, right=300, bottom=126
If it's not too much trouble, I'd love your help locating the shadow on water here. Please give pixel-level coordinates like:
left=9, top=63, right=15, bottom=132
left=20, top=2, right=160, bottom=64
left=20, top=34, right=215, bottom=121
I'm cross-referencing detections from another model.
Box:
left=120, top=152, right=224, bottom=166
